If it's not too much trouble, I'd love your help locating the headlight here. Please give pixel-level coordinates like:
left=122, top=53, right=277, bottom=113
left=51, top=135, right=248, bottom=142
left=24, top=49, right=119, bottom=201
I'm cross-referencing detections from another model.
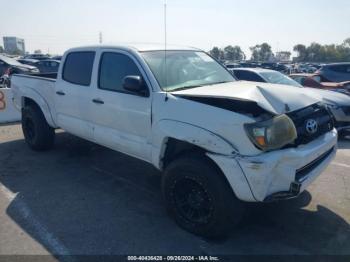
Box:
left=244, top=114, right=297, bottom=151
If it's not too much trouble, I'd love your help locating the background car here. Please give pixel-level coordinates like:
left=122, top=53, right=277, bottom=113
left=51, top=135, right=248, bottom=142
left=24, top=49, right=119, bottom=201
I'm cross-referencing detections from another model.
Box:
left=34, top=59, right=60, bottom=73
left=290, top=73, right=350, bottom=92
left=0, top=54, right=39, bottom=76
left=17, top=58, right=40, bottom=66
left=24, top=54, right=51, bottom=61
left=232, top=67, right=303, bottom=87
left=316, top=63, right=350, bottom=82
left=51, top=55, right=63, bottom=61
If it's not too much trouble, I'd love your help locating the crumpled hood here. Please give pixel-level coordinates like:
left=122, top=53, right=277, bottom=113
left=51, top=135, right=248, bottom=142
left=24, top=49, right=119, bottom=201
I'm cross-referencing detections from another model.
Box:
left=171, top=81, right=320, bottom=115
left=302, top=87, right=350, bottom=106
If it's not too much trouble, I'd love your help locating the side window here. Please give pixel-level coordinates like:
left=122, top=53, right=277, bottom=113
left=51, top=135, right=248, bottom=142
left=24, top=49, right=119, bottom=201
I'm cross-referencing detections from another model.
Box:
left=63, top=52, right=95, bottom=86
left=234, top=70, right=264, bottom=82
left=98, top=52, right=144, bottom=93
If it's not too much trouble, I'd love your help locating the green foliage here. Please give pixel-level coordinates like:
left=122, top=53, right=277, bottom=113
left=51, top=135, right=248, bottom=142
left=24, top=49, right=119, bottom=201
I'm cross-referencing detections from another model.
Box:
left=293, top=39, right=350, bottom=62
left=209, top=38, right=350, bottom=63
left=223, top=45, right=245, bottom=61
left=209, top=47, right=220, bottom=60
left=250, top=43, right=273, bottom=61
left=209, top=46, right=246, bottom=61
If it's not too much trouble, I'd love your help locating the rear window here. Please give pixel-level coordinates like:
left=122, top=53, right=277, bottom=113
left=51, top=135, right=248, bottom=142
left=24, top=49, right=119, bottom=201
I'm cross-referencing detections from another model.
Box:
left=233, top=70, right=264, bottom=82
left=62, top=52, right=95, bottom=86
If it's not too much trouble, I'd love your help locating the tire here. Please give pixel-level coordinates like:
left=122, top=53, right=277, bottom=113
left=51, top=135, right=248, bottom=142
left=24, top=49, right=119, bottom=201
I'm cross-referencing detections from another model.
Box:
left=338, top=130, right=349, bottom=139
left=162, top=153, right=244, bottom=239
left=22, top=105, right=55, bottom=151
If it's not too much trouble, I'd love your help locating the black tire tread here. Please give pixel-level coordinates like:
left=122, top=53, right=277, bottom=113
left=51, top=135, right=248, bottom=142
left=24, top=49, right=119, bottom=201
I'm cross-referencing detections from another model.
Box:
left=162, top=153, right=243, bottom=238
left=22, top=104, right=55, bottom=151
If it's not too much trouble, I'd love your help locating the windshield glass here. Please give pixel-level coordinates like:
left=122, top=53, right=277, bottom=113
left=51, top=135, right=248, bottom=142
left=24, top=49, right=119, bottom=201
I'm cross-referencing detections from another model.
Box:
left=141, top=51, right=235, bottom=91
left=259, top=71, right=303, bottom=88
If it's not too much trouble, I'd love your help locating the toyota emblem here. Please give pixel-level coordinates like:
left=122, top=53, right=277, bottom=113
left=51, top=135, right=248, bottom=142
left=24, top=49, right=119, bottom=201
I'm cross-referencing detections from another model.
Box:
left=305, top=119, right=318, bottom=135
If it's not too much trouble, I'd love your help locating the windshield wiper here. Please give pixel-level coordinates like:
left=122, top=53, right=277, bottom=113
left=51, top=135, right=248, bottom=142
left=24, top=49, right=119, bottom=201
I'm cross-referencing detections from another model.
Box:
left=169, top=85, right=204, bottom=92
left=206, top=81, right=232, bottom=86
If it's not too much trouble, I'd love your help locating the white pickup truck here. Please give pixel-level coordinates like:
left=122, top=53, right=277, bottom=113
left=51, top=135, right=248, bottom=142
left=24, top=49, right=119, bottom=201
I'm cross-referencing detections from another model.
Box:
left=11, top=44, right=337, bottom=238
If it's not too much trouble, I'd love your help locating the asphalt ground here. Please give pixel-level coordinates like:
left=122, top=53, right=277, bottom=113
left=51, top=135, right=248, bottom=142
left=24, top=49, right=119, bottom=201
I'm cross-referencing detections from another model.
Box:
left=0, top=123, right=349, bottom=259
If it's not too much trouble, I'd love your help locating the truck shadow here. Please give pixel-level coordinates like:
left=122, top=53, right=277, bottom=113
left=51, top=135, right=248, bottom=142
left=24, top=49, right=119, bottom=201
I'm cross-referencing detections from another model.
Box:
left=0, top=132, right=349, bottom=256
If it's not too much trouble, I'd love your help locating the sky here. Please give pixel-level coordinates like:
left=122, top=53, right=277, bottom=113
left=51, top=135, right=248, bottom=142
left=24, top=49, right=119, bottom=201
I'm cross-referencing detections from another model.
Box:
left=0, top=0, right=349, bottom=56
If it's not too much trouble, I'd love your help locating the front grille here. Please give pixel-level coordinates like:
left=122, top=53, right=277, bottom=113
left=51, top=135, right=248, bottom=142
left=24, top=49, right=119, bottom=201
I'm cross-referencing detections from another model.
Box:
left=287, top=103, right=334, bottom=146
left=295, top=147, right=335, bottom=182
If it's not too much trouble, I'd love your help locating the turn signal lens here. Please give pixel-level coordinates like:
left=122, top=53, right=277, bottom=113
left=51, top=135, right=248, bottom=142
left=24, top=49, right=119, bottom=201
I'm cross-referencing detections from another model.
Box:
left=244, top=114, right=297, bottom=151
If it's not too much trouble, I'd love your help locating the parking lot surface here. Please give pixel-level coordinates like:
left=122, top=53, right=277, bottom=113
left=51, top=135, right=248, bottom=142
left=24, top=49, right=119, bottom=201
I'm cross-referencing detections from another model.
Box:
left=0, top=123, right=349, bottom=257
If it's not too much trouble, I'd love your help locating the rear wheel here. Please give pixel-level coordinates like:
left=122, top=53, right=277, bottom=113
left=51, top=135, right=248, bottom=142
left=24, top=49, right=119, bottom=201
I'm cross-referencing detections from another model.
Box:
left=162, top=154, right=244, bottom=238
left=22, top=105, right=55, bottom=151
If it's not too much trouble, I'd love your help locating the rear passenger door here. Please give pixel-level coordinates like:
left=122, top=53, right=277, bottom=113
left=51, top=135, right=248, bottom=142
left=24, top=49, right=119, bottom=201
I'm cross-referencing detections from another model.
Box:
left=55, top=51, right=96, bottom=140
left=91, top=50, right=152, bottom=161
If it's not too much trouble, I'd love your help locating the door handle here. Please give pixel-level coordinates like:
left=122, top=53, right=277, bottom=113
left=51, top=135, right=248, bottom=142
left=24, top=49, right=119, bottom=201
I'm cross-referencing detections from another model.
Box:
left=92, top=98, right=104, bottom=104
left=56, top=91, right=65, bottom=96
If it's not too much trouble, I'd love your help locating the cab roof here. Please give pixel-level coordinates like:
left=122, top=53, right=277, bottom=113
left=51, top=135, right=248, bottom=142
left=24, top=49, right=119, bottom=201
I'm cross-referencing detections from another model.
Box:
left=66, top=43, right=201, bottom=53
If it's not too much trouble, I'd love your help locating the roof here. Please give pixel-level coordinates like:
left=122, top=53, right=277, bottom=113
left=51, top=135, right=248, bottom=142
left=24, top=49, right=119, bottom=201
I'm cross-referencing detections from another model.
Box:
left=66, top=43, right=201, bottom=53
left=232, top=67, right=277, bottom=73
left=289, top=73, right=316, bottom=77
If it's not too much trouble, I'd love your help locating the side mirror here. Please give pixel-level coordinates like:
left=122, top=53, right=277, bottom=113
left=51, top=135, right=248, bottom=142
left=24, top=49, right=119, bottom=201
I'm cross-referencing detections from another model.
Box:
left=123, top=75, right=148, bottom=96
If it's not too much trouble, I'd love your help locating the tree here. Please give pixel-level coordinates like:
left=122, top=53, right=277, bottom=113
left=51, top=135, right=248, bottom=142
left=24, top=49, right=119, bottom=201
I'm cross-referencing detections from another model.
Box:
left=224, top=45, right=245, bottom=61
left=209, top=47, right=220, bottom=60
left=250, top=43, right=273, bottom=61
left=293, top=44, right=307, bottom=62
left=343, top=38, right=350, bottom=48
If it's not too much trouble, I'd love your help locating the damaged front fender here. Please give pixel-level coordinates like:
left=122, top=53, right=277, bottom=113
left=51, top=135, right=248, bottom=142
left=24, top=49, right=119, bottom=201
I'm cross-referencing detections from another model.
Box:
left=151, top=119, right=237, bottom=169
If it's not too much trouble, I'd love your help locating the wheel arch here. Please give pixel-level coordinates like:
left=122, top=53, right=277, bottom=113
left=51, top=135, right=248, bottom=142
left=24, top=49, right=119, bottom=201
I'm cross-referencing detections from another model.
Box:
left=152, top=120, right=236, bottom=170
left=22, top=96, right=56, bottom=128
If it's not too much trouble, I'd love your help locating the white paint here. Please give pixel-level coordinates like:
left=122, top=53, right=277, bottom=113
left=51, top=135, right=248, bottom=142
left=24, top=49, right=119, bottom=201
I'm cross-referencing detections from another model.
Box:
left=0, top=184, right=73, bottom=258
left=10, top=44, right=338, bottom=203
left=0, top=88, right=21, bottom=123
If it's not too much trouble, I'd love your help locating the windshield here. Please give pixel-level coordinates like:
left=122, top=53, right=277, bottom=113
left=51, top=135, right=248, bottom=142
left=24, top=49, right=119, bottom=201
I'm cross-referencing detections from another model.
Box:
left=141, top=51, right=235, bottom=91
left=259, top=71, right=303, bottom=88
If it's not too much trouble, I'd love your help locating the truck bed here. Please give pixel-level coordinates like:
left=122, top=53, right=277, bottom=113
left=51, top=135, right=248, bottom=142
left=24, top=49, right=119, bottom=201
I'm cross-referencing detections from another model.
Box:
left=11, top=73, right=57, bottom=124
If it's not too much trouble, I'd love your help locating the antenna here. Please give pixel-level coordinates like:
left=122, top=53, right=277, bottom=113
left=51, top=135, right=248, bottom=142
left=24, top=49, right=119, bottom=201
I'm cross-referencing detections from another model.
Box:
left=164, top=0, right=168, bottom=89
left=99, top=32, right=103, bottom=44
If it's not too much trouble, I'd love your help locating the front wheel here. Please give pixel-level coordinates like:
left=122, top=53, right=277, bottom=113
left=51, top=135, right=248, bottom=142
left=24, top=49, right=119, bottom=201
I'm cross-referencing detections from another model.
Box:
left=22, top=105, right=55, bottom=151
left=162, top=154, right=244, bottom=238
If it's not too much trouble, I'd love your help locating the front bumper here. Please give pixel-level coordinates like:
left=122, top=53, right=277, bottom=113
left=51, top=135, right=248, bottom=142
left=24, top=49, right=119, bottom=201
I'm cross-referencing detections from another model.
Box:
left=208, top=129, right=337, bottom=202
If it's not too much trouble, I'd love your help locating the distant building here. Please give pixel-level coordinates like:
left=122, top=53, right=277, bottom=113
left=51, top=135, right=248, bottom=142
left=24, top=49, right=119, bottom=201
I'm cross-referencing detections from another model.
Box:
left=276, top=51, right=291, bottom=62
left=3, top=37, right=26, bottom=55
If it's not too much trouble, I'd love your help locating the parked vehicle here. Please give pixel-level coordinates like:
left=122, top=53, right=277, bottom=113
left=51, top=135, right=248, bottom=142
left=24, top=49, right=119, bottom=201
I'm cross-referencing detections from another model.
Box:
left=24, top=54, right=51, bottom=61
left=51, top=55, right=63, bottom=61
left=316, top=63, right=350, bottom=82
left=232, top=68, right=303, bottom=87
left=233, top=68, right=350, bottom=137
left=0, top=54, right=39, bottom=76
left=289, top=73, right=350, bottom=91
left=0, top=74, right=10, bottom=88
left=34, top=60, right=60, bottom=73
left=225, top=63, right=240, bottom=69
left=17, top=58, right=40, bottom=66
left=11, top=45, right=337, bottom=238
